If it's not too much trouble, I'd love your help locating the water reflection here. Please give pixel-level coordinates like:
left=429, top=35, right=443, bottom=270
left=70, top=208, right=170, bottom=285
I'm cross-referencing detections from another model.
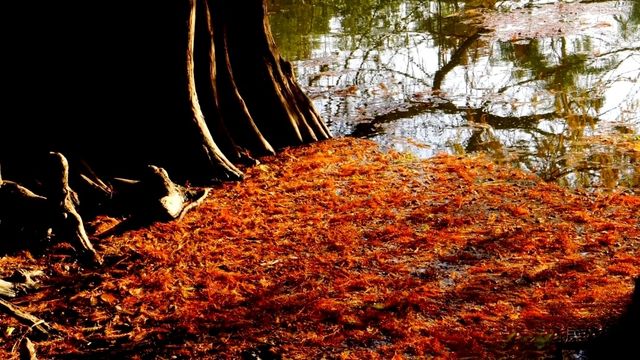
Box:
left=268, top=0, right=640, bottom=193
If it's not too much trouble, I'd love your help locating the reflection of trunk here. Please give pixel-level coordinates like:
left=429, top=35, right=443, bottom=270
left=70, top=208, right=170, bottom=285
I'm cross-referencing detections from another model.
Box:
left=433, top=32, right=482, bottom=91
left=1, top=0, right=330, bottom=185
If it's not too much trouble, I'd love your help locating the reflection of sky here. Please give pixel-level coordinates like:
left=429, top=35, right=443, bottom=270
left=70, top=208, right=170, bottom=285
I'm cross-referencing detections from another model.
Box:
left=371, top=113, right=467, bottom=157
left=599, top=53, right=640, bottom=123
left=272, top=0, right=639, bottom=190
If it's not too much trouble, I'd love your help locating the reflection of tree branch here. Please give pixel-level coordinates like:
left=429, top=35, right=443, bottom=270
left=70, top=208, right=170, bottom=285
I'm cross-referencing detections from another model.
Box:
left=496, top=78, right=541, bottom=94
left=340, top=4, right=426, bottom=85
left=379, top=33, right=432, bottom=81
left=376, top=66, right=430, bottom=84
left=492, top=46, right=639, bottom=109
left=527, top=127, right=559, bottom=138
left=433, top=31, right=482, bottom=91
left=340, top=3, right=389, bottom=74
left=348, top=98, right=451, bottom=137
left=590, top=46, right=640, bottom=59
left=349, top=95, right=601, bottom=139
left=473, top=110, right=567, bottom=130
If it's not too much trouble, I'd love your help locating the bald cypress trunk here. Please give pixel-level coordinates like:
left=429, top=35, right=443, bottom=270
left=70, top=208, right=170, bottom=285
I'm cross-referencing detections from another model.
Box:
left=1, top=0, right=329, bottom=184
left=0, top=0, right=330, bottom=260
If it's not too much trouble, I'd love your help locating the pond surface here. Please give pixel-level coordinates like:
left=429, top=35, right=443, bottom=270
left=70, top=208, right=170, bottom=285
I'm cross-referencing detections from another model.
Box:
left=268, top=0, right=640, bottom=193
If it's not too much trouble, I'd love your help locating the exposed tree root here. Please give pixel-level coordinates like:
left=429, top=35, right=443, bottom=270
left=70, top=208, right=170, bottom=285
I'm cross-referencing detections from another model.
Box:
left=0, top=279, right=16, bottom=298
left=0, top=298, right=52, bottom=337
left=20, top=337, right=37, bottom=360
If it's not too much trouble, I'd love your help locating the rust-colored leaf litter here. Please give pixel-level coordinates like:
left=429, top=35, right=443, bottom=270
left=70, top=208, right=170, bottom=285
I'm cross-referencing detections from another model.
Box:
left=1, top=138, right=638, bottom=359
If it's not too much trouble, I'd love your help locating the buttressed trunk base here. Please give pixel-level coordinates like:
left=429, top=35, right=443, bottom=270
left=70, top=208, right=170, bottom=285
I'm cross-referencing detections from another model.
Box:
left=1, top=0, right=330, bottom=184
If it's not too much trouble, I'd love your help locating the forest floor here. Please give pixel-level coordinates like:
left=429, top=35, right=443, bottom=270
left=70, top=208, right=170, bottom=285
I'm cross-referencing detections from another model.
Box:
left=1, top=137, right=639, bottom=359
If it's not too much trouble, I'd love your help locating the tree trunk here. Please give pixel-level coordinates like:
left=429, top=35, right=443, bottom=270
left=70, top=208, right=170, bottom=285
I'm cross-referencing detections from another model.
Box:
left=0, top=0, right=330, bottom=260
left=1, top=0, right=330, bottom=184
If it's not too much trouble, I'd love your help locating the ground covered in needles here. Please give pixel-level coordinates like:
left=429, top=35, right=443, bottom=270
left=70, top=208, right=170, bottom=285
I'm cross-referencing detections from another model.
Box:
left=1, top=138, right=639, bottom=359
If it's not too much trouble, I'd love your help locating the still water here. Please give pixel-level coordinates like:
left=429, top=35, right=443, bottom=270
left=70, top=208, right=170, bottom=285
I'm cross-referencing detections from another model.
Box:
left=268, top=0, right=640, bottom=193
